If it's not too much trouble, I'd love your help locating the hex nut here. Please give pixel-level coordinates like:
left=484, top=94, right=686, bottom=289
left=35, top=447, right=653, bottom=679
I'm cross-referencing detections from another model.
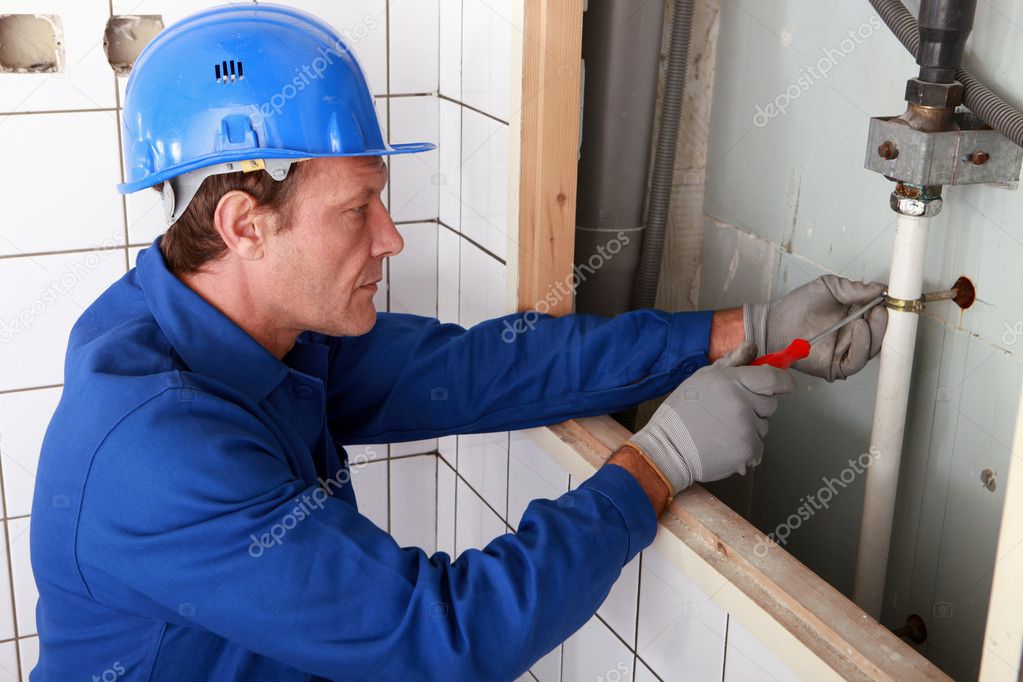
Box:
left=890, top=192, right=943, bottom=217
left=904, top=78, right=964, bottom=109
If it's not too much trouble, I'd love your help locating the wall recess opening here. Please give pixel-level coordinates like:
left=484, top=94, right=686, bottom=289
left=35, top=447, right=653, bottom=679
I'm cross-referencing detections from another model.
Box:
left=104, top=15, right=163, bottom=75
left=0, top=14, right=64, bottom=74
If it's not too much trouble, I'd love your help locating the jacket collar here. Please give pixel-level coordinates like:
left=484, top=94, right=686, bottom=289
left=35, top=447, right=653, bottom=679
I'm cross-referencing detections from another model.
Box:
left=136, top=237, right=291, bottom=402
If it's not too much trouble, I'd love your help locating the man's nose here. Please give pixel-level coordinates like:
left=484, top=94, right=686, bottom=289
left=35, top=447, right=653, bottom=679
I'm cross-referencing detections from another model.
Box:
left=370, top=203, right=403, bottom=259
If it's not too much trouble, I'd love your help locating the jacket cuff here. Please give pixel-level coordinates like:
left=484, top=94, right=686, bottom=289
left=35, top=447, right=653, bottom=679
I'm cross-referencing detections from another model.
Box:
left=662, top=309, right=713, bottom=377
left=580, top=464, right=658, bottom=565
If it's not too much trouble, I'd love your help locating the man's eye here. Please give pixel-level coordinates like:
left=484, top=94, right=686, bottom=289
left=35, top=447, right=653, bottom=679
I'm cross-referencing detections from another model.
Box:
left=350, top=204, right=368, bottom=216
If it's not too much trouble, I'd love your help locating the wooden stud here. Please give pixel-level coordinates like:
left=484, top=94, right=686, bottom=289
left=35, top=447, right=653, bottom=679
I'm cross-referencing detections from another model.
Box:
left=516, top=0, right=584, bottom=316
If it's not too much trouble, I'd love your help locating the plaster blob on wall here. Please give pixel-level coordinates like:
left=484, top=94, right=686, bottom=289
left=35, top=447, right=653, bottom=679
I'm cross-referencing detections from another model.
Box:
left=0, top=14, right=64, bottom=74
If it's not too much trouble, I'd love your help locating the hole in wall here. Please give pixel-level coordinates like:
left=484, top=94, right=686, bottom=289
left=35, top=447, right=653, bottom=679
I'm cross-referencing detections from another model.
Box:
left=952, top=275, right=976, bottom=309
left=0, top=14, right=64, bottom=74
left=104, top=15, right=163, bottom=75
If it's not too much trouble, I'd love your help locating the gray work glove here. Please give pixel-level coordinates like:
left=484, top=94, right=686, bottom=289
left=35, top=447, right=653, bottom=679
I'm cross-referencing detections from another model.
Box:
left=743, top=275, right=887, bottom=382
left=629, top=341, right=796, bottom=496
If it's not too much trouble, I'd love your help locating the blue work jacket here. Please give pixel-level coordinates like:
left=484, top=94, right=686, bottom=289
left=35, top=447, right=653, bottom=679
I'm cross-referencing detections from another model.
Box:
left=30, top=238, right=712, bottom=681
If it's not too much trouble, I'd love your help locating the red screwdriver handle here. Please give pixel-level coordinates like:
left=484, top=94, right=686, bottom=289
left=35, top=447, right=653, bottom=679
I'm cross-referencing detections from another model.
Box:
left=751, top=338, right=811, bottom=369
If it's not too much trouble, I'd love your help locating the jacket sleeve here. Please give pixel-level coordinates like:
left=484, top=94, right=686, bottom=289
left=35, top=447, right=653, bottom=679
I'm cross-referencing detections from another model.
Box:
left=326, top=309, right=713, bottom=443
left=77, top=388, right=658, bottom=681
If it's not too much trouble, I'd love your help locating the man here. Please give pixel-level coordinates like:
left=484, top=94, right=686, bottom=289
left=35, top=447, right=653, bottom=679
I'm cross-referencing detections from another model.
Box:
left=30, top=5, right=887, bottom=681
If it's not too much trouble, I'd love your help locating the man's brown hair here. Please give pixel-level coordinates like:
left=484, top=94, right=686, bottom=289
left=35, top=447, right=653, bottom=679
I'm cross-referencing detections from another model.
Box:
left=158, top=164, right=305, bottom=275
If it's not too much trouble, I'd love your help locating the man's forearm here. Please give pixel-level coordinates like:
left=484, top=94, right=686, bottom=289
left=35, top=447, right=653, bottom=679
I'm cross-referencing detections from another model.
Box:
left=606, top=307, right=744, bottom=514
left=606, top=444, right=671, bottom=517
left=708, top=307, right=745, bottom=362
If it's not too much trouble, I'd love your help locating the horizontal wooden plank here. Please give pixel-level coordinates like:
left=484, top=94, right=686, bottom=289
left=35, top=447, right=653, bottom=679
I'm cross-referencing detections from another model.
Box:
left=536, top=416, right=951, bottom=682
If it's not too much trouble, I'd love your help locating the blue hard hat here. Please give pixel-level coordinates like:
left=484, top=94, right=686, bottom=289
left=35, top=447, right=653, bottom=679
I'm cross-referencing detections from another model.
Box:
left=118, top=3, right=433, bottom=197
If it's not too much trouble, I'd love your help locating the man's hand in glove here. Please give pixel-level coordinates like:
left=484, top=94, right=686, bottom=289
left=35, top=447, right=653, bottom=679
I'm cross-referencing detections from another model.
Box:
left=744, top=275, right=888, bottom=381
left=627, top=341, right=796, bottom=497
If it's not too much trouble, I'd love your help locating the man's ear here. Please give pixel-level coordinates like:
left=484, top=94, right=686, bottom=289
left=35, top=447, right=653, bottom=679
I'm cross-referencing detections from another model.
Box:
left=213, top=190, right=269, bottom=260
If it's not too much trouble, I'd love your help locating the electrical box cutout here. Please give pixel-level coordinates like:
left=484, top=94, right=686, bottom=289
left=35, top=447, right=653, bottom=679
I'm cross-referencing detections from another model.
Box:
left=0, top=14, right=64, bottom=74
left=104, top=15, right=164, bottom=76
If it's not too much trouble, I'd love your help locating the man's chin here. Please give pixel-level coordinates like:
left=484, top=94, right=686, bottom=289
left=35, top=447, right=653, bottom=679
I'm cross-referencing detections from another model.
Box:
left=321, top=306, right=377, bottom=338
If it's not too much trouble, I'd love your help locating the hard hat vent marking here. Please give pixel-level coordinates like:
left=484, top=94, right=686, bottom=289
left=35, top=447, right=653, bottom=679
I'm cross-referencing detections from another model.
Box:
left=215, top=59, right=244, bottom=83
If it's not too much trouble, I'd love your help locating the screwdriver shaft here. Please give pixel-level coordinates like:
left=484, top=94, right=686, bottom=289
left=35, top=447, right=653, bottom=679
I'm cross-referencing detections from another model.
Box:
left=808, top=294, right=887, bottom=346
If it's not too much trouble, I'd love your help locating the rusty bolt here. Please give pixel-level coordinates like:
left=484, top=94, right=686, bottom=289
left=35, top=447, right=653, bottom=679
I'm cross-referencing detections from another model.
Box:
left=970, top=151, right=990, bottom=165
left=878, top=141, right=899, bottom=160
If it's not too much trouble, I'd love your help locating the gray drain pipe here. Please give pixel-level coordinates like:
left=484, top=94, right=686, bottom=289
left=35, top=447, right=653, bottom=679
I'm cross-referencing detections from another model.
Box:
left=574, top=0, right=666, bottom=317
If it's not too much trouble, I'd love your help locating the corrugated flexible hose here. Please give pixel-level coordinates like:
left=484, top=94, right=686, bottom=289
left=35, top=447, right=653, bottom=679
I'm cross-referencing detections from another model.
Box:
left=869, top=0, right=1023, bottom=148
left=630, top=0, right=694, bottom=310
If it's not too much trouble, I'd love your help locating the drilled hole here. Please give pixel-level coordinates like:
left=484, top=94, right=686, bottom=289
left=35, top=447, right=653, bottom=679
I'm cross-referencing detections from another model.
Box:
left=0, top=14, right=64, bottom=74
left=104, top=15, right=163, bottom=76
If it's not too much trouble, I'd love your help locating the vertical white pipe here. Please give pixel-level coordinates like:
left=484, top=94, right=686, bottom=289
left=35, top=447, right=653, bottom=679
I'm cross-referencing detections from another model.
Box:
left=853, top=212, right=931, bottom=618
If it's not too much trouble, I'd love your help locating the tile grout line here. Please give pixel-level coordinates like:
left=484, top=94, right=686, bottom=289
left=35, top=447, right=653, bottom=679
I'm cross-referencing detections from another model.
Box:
left=0, top=244, right=130, bottom=261
left=721, top=614, right=730, bottom=682
left=452, top=0, right=463, bottom=565
left=433, top=454, right=440, bottom=554
left=449, top=455, right=506, bottom=527
left=593, top=612, right=638, bottom=664
left=634, top=551, right=644, bottom=662
left=383, top=0, right=394, bottom=537
left=111, top=42, right=130, bottom=275
left=504, top=432, right=511, bottom=523
left=2, top=520, right=19, bottom=681
left=637, top=652, right=666, bottom=682
left=0, top=107, right=119, bottom=118
left=437, top=92, right=510, bottom=126
left=0, top=386, right=62, bottom=398
left=0, top=388, right=18, bottom=680
left=438, top=219, right=505, bottom=265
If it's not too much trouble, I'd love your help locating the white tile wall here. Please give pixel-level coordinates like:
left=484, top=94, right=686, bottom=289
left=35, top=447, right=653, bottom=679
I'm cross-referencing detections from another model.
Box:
left=458, top=235, right=507, bottom=327
left=530, top=644, right=563, bottom=682
left=0, top=2, right=114, bottom=114
left=0, top=641, right=16, bottom=682
left=15, top=638, right=35, bottom=682
left=438, top=98, right=462, bottom=228
left=6, top=519, right=33, bottom=638
left=389, top=96, right=440, bottom=222
left=437, top=225, right=461, bottom=324
left=436, top=458, right=457, bottom=557
left=461, top=0, right=515, bottom=121
left=724, top=617, right=802, bottom=682
left=439, top=0, right=462, bottom=99
left=454, top=477, right=505, bottom=554
left=0, top=249, right=126, bottom=392
left=389, top=0, right=439, bottom=94
left=597, top=554, right=640, bottom=648
left=456, top=432, right=509, bottom=517
left=391, top=223, right=439, bottom=317
left=0, top=111, right=124, bottom=255
left=390, top=455, right=438, bottom=552
left=562, top=616, right=635, bottom=682
left=351, top=459, right=389, bottom=532
left=507, top=431, right=569, bottom=529
left=0, top=526, right=15, bottom=642
left=0, top=388, right=61, bottom=519
left=460, top=107, right=511, bottom=260
left=637, top=547, right=728, bottom=681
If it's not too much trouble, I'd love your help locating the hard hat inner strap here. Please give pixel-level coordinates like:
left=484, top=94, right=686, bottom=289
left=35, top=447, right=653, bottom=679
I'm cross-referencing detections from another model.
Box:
left=161, top=158, right=296, bottom=226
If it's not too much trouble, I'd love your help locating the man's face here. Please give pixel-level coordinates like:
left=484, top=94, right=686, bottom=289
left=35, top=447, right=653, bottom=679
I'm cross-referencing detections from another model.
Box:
left=262, top=155, right=400, bottom=337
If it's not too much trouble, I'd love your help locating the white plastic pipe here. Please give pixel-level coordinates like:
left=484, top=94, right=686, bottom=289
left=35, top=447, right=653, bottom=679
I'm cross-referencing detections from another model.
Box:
left=853, top=212, right=931, bottom=618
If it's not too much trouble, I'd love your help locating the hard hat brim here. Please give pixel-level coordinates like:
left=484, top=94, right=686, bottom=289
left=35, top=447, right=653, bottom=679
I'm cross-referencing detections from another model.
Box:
left=116, top=142, right=436, bottom=194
